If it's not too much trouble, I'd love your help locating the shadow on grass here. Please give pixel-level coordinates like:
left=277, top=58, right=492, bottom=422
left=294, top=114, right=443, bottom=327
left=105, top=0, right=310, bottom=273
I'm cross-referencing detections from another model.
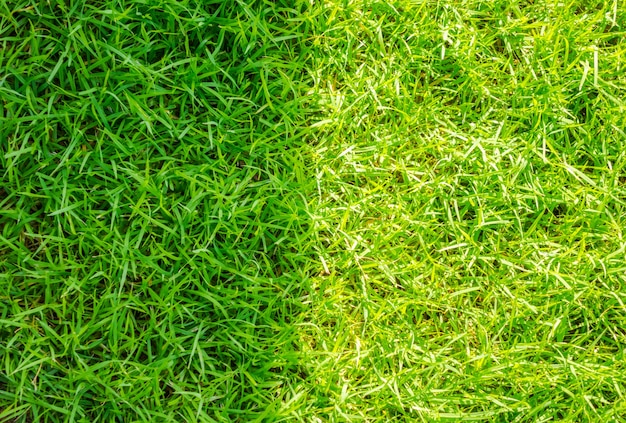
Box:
left=0, top=1, right=319, bottom=421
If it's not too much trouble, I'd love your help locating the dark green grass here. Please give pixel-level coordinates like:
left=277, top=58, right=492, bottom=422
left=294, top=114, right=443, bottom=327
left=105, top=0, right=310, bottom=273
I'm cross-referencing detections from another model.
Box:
left=2, top=0, right=626, bottom=422
left=1, top=0, right=317, bottom=421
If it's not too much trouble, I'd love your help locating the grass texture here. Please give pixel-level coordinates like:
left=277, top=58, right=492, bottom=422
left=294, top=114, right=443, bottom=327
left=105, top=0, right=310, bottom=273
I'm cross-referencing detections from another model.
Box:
left=1, top=0, right=626, bottom=422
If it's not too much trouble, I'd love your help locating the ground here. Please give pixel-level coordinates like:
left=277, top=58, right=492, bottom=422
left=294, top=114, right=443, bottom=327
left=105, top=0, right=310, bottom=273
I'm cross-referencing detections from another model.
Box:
left=1, top=0, right=626, bottom=422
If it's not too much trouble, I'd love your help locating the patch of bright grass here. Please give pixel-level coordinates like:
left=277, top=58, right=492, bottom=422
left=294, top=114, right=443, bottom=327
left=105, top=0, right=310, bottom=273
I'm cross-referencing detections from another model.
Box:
left=2, top=0, right=626, bottom=422
left=299, top=0, right=626, bottom=421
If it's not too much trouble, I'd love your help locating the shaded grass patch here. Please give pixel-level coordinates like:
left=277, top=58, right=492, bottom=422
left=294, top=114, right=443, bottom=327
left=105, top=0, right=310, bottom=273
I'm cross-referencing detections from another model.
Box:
left=1, top=0, right=318, bottom=421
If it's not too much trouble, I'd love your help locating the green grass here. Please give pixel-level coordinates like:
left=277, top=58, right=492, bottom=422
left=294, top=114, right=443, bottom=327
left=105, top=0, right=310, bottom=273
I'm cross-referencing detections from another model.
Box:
left=1, top=0, right=626, bottom=422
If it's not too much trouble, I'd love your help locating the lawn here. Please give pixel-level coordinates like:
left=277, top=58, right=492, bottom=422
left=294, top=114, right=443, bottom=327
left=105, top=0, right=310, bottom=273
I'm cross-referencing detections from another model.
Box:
left=1, top=0, right=626, bottom=421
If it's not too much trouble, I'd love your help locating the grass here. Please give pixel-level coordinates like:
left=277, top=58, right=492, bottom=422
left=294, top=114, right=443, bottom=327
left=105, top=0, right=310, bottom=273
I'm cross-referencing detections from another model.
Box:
left=1, top=0, right=626, bottom=422
left=301, top=1, right=626, bottom=421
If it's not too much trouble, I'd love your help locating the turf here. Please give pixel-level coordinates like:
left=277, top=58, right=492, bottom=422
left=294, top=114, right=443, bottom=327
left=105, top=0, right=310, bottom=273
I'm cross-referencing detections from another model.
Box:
left=1, top=0, right=626, bottom=422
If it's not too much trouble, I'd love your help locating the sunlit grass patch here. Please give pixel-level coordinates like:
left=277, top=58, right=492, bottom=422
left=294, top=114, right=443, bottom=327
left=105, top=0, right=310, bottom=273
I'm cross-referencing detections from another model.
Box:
left=299, top=0, right=626, bottom=421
